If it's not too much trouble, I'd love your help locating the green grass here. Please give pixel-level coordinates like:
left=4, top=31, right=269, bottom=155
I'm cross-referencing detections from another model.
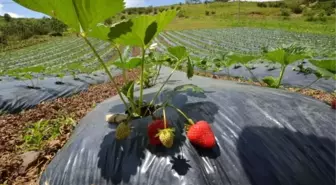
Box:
left=162, top=2, right=335, bottom=35
left=21, top=116, right=75, bottom=151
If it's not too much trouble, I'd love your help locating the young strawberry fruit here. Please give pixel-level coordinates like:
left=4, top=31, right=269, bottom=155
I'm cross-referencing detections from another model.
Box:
left=147, top=120, right=165, bottom=145
left=115, top=122, right=131, bottom=140
left=187, top=120, right=216, bottom=149
left=331, top=99, right=336, bottom=109
left=156, top=128, right=175, bottom=148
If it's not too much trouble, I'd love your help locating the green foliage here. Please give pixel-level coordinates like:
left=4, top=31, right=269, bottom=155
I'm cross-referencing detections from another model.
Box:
left=109, top=10, right=177, bottom=47
left=281, top=8, right=291, bottom=17
left=262, top=76, right=279, bottom=88
left=187, top=56, right=194, bottom=79
left=174, top=84, right=205, bottom=94
left=121, top=81, right=135, bottom=103
left=263, top=44, right=310, bottom=88
left=14, top=0, right=124, bottom=33
left=265, top=48, right=307, bottom=65
left=168, top=46, right=188, bottom=60
left=4, top=13, right=11, bottom=22
left=22, top=117, right=75, bottom=150
left=227, top=54, right=257, bottom=64
left=0, top=17, right=67, bottom=41
left=113, top=57, right=142, bottom=69
left=310, top=59, right=336, bottom=73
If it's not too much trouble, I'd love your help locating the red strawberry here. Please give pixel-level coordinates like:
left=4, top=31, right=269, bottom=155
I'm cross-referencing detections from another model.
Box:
left=187, top=120, right=216, bottom=149
left=147, top=120, right=165, bottom=145
left=332, top=99, right=336, bottom=109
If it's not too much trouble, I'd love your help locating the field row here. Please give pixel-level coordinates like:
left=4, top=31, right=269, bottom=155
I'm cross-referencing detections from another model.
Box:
left=0, top=37, right=131, bottom=81
left=158, top=28, right=336, bottom=57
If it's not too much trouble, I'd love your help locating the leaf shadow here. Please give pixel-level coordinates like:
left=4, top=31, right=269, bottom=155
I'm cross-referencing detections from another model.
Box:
left=97, top=131, right=146, bottom=184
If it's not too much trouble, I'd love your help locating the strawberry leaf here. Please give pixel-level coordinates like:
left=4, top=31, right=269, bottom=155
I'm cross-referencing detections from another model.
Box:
left=168, top=46, right=187, bottom=60
left=14, top=0, right=124, bottom=33
left=113, top=57, right=142, bottom=69
left=109, top=10, right=176, bottom=47
left=228, top=54, right=257, bottom=64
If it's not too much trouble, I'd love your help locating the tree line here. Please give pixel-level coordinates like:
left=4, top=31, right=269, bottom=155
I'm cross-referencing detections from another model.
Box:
left=0, top=14, right=67, bottom=45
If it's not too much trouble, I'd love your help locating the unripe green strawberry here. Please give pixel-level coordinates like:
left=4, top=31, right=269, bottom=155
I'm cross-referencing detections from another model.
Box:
left=156, top=128, right=175, bottom=148
left=115, top=122, right=131, bottom=140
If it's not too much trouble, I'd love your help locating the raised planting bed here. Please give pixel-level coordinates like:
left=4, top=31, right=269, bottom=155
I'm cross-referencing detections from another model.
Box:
left=41, top=69, right=335, bottom=185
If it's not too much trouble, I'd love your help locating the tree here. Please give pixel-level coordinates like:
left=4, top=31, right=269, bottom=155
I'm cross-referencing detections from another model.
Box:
left=4, top=13, right=11, bottom=22
left=186, top=0, right=201, bottom=4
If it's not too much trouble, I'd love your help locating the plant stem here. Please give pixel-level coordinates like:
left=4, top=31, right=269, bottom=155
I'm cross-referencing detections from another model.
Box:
left=296, top=78, right=320, bottom=92
left=114, top=45, right=127, bottom=82
left=153, top=63, right=162, bottom=85
left=163, top=107, right=167, bottom=128
left=167, top=104, right=194, bottom=125
left=83, top=36, right=130, bottom=113
left=244, top=64, right=259, bottom=83
left=277, top=65, right=286, bottom=88
left=139, top=46, right=146, bottom=114
left=143, top=60, right=183, bottom=116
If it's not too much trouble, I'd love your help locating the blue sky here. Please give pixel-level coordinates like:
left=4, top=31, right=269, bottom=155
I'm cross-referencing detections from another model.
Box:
left=0, top=0, right=185, bottom=18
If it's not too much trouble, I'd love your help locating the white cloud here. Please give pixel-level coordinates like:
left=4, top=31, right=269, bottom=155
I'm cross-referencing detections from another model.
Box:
left=125, top=0, right=146, bottom=8
left=0, top=3, right=25, bottom=18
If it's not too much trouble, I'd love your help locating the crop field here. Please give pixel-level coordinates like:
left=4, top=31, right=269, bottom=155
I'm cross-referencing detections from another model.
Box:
left=0, top=36, right=132, bottom=82
left=156, top=28, right=336, bottom=56
left=0, top=27, right=334, bottom=84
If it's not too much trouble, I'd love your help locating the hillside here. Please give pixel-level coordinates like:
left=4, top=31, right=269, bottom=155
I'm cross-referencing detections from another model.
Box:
left=116, top=1, right=335, bottom=35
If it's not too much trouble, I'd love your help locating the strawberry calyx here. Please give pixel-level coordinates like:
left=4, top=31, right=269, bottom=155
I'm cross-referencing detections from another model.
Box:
left=156, top=128, right=175, bottom=148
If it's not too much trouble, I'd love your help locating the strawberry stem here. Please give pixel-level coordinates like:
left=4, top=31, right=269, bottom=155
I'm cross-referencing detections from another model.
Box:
left=163, top=107, right=167, bottom=129
left=167, top=104, right=194, bottom=125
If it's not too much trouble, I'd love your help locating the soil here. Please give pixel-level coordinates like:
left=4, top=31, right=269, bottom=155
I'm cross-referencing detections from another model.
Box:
left=0, top=69, right=139, bottom=185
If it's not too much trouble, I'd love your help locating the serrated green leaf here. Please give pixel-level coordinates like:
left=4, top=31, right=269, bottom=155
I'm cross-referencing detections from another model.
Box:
left=109, top=10, right=176, bottom=46
left=286, top=54, right=308, bottom=65
left=265, top=49, right=286, bottom=65
left=174, top=84, right=204, bottom=94
left=113, top=57, right=142, bottom=69
left=88, top=24, right=110, bottom=40
left=14, top=0, right=125, bottom=33
left=228, top=54, right=257, bottom=64
left=310, top=59, right=336, bottom=73
left=187, top=57, right=194, bottom=79
left=168, top=46, right=187, bottom=60
left=108, top=20, right=134, bottom=42
left=316, top=68, right=336, bottom=80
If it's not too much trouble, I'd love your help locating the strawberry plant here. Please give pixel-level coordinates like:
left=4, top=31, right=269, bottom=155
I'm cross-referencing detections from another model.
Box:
left=14, top=0, right=217, bottom=149
left=6, top=65, right=45, bottom=89
left=227, top=53, right=259, bottom=82
left=212, top=53, right=236, bottom=75
left=262, top=44, right=310, bottom=88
